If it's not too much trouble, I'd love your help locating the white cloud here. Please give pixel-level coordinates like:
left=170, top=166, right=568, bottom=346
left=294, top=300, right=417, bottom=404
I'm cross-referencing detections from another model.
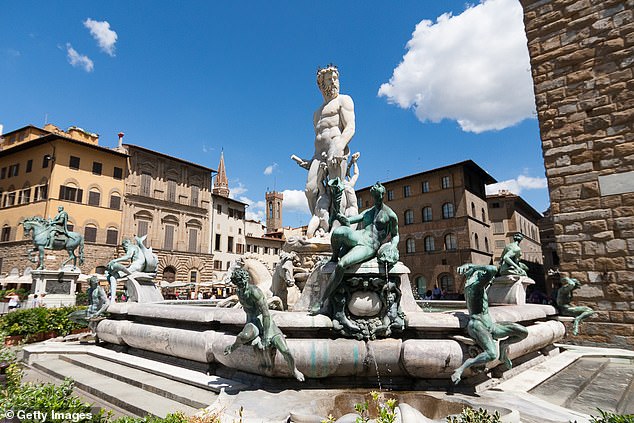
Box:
left=228, top=182, right=248, bottom=198
left=282, top=189, right=310, bottom=215
left=238, top=196, right=266, bottom=222
left=378, top=0, right=535, bottom=133
left=83, top=18, right=118, bottom=56
left=66, top=43, right=94, bottom=72
left=486, top=174, right=547, bottom=195
left=263, top=163, right=278, bottom=175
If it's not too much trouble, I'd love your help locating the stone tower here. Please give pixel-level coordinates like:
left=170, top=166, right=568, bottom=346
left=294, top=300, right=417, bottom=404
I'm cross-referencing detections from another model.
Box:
left=213, top=151, right=230, bottom=198
left=265, top=191, right=283, bottom=233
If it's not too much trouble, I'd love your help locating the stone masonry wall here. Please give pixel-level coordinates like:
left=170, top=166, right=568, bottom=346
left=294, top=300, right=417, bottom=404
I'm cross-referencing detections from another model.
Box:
left=520, top=0, right=634, bottom=347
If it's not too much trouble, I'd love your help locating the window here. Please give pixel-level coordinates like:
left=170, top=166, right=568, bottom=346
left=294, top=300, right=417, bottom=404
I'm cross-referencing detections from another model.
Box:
left=229, top=208, right=235, bottom=218
left=84, top=226, right=97, bottom=243
left=441, top=176, right=451, bottom=189
left=42, top=155, right=50, bottom=168
left=217, top=204, right=222, bottom=214
left=439, top=274, right=455, bottom=292
left=485, top=237, right=489, bottom=252
left=214, top=260, right=222, bottom=270
left=422, top=181, right=430, bottom=193
left=109, top=194, right=121, bottom=210
left=19, top=188, right=31, bottom=204
left=387, top=190, right=394, bottom=201
left=236, top=243, right=244, bottom=254
left=404, top=210, right=414, bottom=225
left=34, top=184, right=48, bottom=201
left=92, top=162, right=102, bottom=175
left=106, top=228, right=118, bottom=245
left=113, top=167, right=123, bottom=180
left=215, top=234, right=221, bottom=251
left=1, top=226, right=11, bottom=242
left=69, top=156, right=80, bottom=170
left=9, top=164, right=19, bottom=177
left=59, top=185, right=83, bottom=203
left=26, top=160, right=33, bottom=173
left=403, top=185, right=411, bottom=197
left=190, top=270, right=198, bottom=283
left=137, top=220, right=149, bottom=237
left=493, top=222, right=504, bottom=234
left=406, top=238, right=416, bottom=253
left=481, top=208, right=486, bottom=222
left=474, top=233, right=480, bottom=250
left=264, top=247, right=270, bottom=254
left=164, top=224, right=174, bottom=250
left=140, top=173, right=152, bottom=196
left=167, top=180, right=177, bottom=202
left=357, top=197, right=363, bottom=210
left=422, top=207, right=432, bottom=222
left=88, top=190, right=101, bottom=206
left=67, top=223, right=74, bottom=232
left=191, top=186, right=199, bottom=207
left=491, top=202, right=501, bottom=208
left=0, top=168, right=5, bottom=179
left=228, top=236, right=234, bottom=253
left=424, top=236, right=435, bottom=252
left=238, top=228, right=242, bottom=235
left=471, top=202, right=476, bottom=217
left=188, top=228, right=198, bottom=252
left=445, top=233, right=457, bottom=250
left=4, top=192, right=16, bottom=207
left=442, top=203, right=455, bottom=219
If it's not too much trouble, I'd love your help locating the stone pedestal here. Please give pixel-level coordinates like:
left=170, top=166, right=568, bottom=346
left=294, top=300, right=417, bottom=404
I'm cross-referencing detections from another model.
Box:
left=30, top=268, right=79, bottom=307
left=125, top=272, right=164, bottom=303
left=488, top=275, right=535, bottom=305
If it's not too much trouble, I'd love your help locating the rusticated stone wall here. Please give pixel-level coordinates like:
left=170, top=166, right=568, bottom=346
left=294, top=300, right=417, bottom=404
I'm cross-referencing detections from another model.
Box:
left=520, top=0, right=633, bottom=347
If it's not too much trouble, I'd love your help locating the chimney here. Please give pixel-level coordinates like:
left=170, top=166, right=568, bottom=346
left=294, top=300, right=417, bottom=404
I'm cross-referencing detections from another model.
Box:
left=118, top=132, right=124, bottom=148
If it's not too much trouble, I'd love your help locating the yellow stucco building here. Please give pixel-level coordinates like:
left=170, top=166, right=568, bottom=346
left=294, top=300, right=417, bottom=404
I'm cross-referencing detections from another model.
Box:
left=0, top=124, right=128, bottom=273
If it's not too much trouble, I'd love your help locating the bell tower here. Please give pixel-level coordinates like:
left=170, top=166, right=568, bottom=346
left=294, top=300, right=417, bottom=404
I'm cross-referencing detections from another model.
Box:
left=265, top=191, right=283, bottom=233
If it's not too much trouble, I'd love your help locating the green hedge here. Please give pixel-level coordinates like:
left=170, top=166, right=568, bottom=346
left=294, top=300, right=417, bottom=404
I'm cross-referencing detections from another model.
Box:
left=0, top=306, right=87, bottom=340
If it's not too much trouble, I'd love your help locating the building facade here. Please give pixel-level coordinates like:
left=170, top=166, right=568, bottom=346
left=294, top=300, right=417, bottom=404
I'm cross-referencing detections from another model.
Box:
left=0, top=124, right=127, bottom=275
left=487, top=190, right=545, bottom=290
left=520, top=0, right=634, bottom=347
left=121, top=143, right=214, bottom=284
left=355, top=160, right=496, bottom=298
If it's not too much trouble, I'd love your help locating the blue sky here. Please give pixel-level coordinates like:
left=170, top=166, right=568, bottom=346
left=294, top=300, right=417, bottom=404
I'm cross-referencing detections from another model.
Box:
left=1, top=0, right=549, bottom=227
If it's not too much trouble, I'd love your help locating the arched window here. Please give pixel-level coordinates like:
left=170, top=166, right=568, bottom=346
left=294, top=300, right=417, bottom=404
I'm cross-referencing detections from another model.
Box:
left=404, top=210, right=414, bottom=225
left=445, top=233, right=457, bottom=250
left=439, top=273, right=454, bottom=292
left=422, top=207, right=432, bottom=222
left=109, top=193, right=121, bottom=210
left=415, top=276, right=427, bottom=296
left=474, top=233, right=480, bottom=250
left=406, top=238, right=416, bottom=253
left=88, top=187, right=101, bottom=206
left=424, top=236, right=435, bottom=252
left=163, top=266, right=177, bottom=283
left=84, top=225, right=97, bottom=243
left=471, top=202, right=476, bottom=217
left=442, top=203, right=455, bottom=219
left=481, top=208, right=486, bottom=222
left=106, top=227, right=119, bottom=245
left=484, top=237, right=490, bottom=252
left=268, top=201, right=273, bottom=216
left=277, top=201, right=281, bottom=218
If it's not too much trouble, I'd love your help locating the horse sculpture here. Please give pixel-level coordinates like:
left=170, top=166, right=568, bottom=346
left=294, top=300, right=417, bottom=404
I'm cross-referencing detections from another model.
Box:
left=21, top=217, right=84, bottom=270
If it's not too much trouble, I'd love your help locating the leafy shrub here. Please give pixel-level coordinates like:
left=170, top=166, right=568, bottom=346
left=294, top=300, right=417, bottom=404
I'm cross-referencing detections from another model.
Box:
left=446, top=408, right=501, bottom=423
left=590, top=409, right=634, bottom=423
left=0, top=306, right=87, bottom=340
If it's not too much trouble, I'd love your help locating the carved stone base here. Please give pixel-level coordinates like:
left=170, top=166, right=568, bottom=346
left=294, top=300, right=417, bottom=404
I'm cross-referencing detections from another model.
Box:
left=488, top=275, right=535, bottom=305
left=30, top=269, right=79, bottom=307
left=125, top=272, right=164, bottom=303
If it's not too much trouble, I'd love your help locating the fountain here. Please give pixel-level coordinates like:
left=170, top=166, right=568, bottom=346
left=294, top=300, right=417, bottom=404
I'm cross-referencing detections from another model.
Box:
left=96, top=65, right=564, bottom=397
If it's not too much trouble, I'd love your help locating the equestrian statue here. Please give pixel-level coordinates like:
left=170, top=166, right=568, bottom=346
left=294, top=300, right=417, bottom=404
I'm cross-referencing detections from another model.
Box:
left=20, top=206, right=85, bottom=270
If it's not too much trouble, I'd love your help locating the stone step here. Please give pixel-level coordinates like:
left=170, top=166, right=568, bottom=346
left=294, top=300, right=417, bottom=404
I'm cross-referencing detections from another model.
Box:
left=32, top=358, right=201, bottom=418
left=59, top=354, right=214, bottom=410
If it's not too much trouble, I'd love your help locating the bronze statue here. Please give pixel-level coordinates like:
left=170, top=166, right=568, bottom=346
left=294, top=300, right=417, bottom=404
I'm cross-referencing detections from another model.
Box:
left=556, top=277, right=595, bottom=336
left=224, top=268, right=304, bottom=382
left=310, top=182, right=399, bottom=316
left=105, top=235, right=158, bottom=302
left=451, top=263, right=528, bottom=384
left=21, top=209, right=84, bottom=270
left=498, top=233, right=529, bottom=277
left=69, top=276, right=109, bottom=334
